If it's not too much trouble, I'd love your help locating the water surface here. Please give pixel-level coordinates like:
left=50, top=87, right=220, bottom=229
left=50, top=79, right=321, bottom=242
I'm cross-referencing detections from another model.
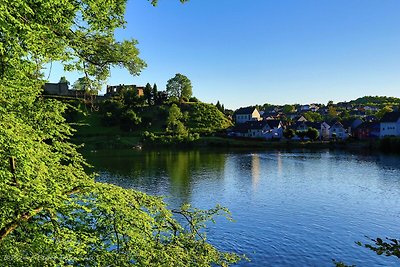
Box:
left=85, top=149, right=400, bottom=266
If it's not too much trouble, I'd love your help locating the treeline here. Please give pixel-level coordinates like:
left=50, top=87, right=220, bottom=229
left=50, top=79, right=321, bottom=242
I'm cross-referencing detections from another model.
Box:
left=97, top=80, right=232, bottom=145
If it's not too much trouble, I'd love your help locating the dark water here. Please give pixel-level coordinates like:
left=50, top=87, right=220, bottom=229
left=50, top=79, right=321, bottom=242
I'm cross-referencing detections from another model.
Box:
left=85, top=149, right=400, bottom=266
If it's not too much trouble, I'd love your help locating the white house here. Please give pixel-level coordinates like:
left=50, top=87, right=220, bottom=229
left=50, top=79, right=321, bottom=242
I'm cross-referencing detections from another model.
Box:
left=235, top=107, right=261, bottom=124
left=329, top=122, right=348, bottom=140
left=248, top=120, right=283, bottom=139
left=380, top=111, right=400, bottom=138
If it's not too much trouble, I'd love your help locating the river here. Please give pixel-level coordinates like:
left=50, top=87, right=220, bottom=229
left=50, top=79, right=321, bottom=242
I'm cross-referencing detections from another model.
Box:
left=84, top=149, right=400, bottom=266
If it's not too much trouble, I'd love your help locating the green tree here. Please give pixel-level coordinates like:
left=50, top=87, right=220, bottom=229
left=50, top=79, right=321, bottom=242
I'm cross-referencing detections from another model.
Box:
left=303, top=111, right=323, bottom=122
left=167, top=104, right=188, bottom=135
left=375, top=106, right=393, bottom=119
left=59, top=76, right=70, bottom=86
left=166, top=73, right=193, bottom=101
left=152, top=83, right=158, bottom=105
left=283, top=129, right=295, bottom=140
left=0, top=0, right=239, bottom=266
left=327, top=106, right=338, bottom=119
left=282, top=104, right=295, bottom=114
left=296, top=130, right=307, bottom=140
left=121, top=109, right=142, bottom=131
left=306, top=127, right=320, bottom=141
left=216, top=101, right=223, bottom=112
left=144, top=82, right=153, bottom=105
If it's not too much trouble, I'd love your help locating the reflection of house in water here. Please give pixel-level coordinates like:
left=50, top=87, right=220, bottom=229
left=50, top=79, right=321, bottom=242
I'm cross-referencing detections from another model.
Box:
left=104, top=84, right=144, bottom=97
left=251, top=154, right=260, bottom=190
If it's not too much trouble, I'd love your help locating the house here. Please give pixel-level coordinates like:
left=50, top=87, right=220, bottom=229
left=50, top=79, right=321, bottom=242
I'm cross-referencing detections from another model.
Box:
left=290, top=121, right=330, bottom=140
left=104, top=84, right=144, bottom=97
left=266, top=120, right=284, bottom=139
left=341, top=118, right=363, bottom=137
left=299, top=104, right=310, bottom=112
left=380, top=111, right=400, bottom=138
left=234, top=107, right=261, bottom=124
left=354, top=122, right=380, bottom=140
left=308, top=122, right=330, bottom=140
left=309, top=104, right=320, bottom=112
left=229, top=119, right=283, bottom=139
left=364, top=106, right=379, bottom=112
left=329, top=122, right=349, bottom=140
left=248, top=121, right=271, bottom=138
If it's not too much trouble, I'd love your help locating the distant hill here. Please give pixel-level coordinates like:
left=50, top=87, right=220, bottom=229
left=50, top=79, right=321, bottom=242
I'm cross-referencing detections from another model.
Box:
left=348, top=96, right=400, bottom=106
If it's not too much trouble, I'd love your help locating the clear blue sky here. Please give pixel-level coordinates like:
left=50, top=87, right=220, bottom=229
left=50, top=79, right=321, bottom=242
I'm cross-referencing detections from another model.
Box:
left=47, top=0, right=400, bottom=110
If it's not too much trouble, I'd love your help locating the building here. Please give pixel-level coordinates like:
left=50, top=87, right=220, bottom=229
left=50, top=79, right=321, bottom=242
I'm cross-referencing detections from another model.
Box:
left=229, top=120, right=283, bottom=139
left=43, top=82, right=87, bottom=98
left=234, top=107, right=261, bottom=124
left=329, top=121, right=348, bottom=140
left=105, top=84, right=144, bottom=97
left=354, top=122, right=380, bottom=139
left=380, top=111, right=400, bottom=138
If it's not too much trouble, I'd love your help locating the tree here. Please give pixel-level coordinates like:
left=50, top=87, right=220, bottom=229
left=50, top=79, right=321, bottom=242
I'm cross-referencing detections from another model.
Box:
left=166, top=104, right=188, bottom=135
left=296, top=130, right=307, bottom=140
left=375, top=106, right=393, bottom=119
left=283, top=129, right=295, bottom=140
left=166, top=73, right=193, bottom=101
left=216, top=101, right=224, bottom=113
left=59, top=76, right=70, bottom=86
left=327, top=106, right=338, bottom=119
left=306, top=127, right=320, bottom=141
left=152, top=83, right=158, bottom=105
left=144, top=82, right=153, bottom=105
left=303, top=111, right=323, bottom=122
left=0, top=0, right=239, bottom=265
left=72, top=77, right=90, bottom=91
left=282, top=104, right=295, bottom=114
left=121, top=109, right=142, bottom=131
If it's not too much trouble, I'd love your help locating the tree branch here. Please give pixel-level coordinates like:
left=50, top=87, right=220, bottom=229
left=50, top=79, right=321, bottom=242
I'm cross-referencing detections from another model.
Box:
left=0, top=186, right=82, bottom=242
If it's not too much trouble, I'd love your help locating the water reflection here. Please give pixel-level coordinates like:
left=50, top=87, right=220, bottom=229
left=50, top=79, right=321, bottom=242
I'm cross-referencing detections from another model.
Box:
left=251, top=154, right=260, bottom=191
left=84, top=149, right=400, bottom=267
left=86, top=149, right=227, bottom=204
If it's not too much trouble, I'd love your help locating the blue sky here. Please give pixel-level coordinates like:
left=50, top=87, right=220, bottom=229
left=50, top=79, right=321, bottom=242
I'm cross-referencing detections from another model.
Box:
left=47, top=0, right=400, bottom=109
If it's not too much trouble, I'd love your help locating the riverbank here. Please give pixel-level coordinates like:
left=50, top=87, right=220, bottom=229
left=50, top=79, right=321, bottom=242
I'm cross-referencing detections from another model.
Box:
left=70, top=112, right=399, bottom=153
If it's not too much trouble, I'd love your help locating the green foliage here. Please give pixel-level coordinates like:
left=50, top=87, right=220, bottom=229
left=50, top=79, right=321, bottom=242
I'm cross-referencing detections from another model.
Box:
left=0, top=0, right=239, bottom=265
left=59, top=76, right=70, bottom=86
left=144, top=82, right=153, bottom=105
left=303, top=111, right=323, bottom=122
left=350, top=96, right=400, bottom=107
left=296, top=130, right=307, bottom=140
left=375, top=106, right=393, bottom=120
left=327, top=106, right=338, bottom=120
left=152, top=83, right=158, bottom=104
left=306, top=127, right=319, bottom=141
left=282, top=104, right=295, bottom=114
left=143, top=131, right=200, bottom=146
left=358, top=237, right=400, bottom=258
left=121, top=109, right=142, bottom=132
left=283, top=129, right=295, bottom=139
left=166, top=73, right=193, bottom=101
left=182, top=102, right=233, bottom=134
left=121, top=86, right=146, bottom=108
left=167, top=104, right=188, bottom=135
left=100, top=100, right=124, bottom=126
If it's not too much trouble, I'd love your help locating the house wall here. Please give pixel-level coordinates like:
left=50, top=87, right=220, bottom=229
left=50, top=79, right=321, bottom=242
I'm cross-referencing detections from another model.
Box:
left=44, top=83, right=69, bottom=95
left=251, top=110, right=261, bottom=121
left=380, top=119, right=400, bottom=137
left=330, top=126, right=348, bottom=140
left=236, top=114, right=251, bottom=124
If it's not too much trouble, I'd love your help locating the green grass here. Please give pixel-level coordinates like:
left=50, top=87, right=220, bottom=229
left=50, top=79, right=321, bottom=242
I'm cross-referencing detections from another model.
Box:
left=70, top=112, right=142, bottom=150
